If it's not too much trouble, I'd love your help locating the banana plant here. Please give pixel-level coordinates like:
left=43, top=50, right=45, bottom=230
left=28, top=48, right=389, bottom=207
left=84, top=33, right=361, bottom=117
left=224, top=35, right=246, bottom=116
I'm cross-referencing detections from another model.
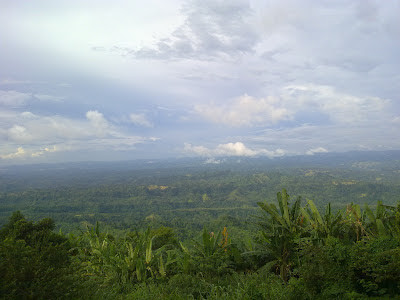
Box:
left=364, top=201, right=400, bottom=239
left=194, top=228, right=222, bottom=258
left=78, top=224, right=171, bottom=287
left=124, top=228, right=162, bottom=282
left=344, top=203, right=368, bottom=241
left=301, top=200, right=344, bottom=243
left=175, top=241, right=192, bottom=274
left=364, top=202, right=389, bottom=237
left=256, top=189, right=303, bottom=282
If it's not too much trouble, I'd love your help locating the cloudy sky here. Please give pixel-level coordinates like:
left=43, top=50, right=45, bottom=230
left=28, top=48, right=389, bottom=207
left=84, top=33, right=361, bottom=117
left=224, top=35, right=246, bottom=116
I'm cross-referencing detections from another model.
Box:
left=1, top=0, right=399, bottom=164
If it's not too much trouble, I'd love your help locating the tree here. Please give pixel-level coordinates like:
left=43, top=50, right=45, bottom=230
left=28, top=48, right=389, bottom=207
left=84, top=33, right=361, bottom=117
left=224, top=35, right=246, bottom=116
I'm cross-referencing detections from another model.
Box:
left=0, top=212, right=78, bottom=299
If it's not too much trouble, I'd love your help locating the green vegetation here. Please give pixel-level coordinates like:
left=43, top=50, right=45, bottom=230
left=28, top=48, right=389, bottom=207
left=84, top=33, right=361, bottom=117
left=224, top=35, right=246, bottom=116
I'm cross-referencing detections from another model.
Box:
left=1, top=189, right=400, bottom=299
left=1, top=154, right=400, bottom=236
left=1, top=153, right=400, bottom=298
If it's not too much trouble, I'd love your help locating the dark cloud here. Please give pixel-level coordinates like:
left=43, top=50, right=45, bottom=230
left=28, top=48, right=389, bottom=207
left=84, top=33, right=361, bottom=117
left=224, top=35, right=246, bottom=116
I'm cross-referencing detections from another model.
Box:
left=107, top=0, right=258, bottom=60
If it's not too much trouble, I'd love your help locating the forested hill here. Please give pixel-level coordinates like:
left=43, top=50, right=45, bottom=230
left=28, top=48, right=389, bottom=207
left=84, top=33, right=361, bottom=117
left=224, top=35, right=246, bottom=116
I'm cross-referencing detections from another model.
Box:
left=1, top=150, right=400, bottom=233
left=2, top=150, right=400, bottom=191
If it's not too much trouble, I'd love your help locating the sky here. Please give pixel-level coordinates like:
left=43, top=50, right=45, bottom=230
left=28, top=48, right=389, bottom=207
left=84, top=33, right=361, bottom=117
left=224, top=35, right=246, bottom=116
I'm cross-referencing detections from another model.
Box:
left=1, top=0, right=400, bottom=164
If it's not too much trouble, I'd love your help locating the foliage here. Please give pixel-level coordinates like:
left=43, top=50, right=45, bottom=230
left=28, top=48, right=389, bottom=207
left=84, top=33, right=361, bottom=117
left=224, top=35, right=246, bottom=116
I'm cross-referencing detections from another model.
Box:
left=301, top=201, right=344, bottom=242
left=256, top=189, right=304, bottom=282
left=2, top=155, right=400, bottom=234
left=0, top=212, right=80, bottom=299
left=1, top=184, right=400, bottom=299
left=351, top=236, right=400, bottom=296
left=74, top=223, right=176, bottom=293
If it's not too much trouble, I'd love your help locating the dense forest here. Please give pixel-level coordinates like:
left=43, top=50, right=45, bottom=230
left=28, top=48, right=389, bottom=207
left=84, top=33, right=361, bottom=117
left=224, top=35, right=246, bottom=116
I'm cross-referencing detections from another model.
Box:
left=1, top=151, right=400, bottom=299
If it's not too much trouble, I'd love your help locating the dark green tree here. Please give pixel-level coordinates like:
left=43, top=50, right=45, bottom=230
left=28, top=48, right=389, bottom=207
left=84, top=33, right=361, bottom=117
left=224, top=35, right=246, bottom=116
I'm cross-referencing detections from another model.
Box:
left=0, top=212, right=78, bottom=299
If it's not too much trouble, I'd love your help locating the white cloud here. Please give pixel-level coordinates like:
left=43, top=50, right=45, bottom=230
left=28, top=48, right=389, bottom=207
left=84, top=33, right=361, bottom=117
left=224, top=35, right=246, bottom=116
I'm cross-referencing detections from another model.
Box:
left=86, top=110, right=110, bottom=137
left=0, top=145, right=60, bottom=160
left=216, top=142, right=258, bottom=156
left=392, top=116, right=400, bottom=124
left=20, top=111, right=39, bottom=119
left=130, top=113, right=153, bottom=127
left=8, top=125, right=33, bottom=142
left=0, top=147, right=26, bottom=159
left=195, top=94, right=290, bottom=127
left=0, top=90, right=65, bottom=107
left=195, top=84, right=392, bottom=129
left=306, top=147, right=328, bottom=155
left=204, top=158, right=221, bottom=164
left=34, top=93, right=64, bottom=102
left=0, top=1, right=399, bottom=162
left=184, top=142, right=285, bottom=158
left=0, top=110, right=159, bottom=162
left=0, top=79, right=34, bottom=85
left=0, top=90, right=31, bottom=107
left=30, top=146, right=59, bottom=157
left=184, top=143, right=210, bottom=156
left=283, top=84, right=390, bottom=123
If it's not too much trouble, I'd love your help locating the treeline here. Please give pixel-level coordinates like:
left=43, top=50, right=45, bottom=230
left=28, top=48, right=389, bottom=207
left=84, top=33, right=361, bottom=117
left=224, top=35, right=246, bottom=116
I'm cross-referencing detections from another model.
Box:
left=1, top=189, right=400, bottom=299
left=1, top=167, right=400, bottom=234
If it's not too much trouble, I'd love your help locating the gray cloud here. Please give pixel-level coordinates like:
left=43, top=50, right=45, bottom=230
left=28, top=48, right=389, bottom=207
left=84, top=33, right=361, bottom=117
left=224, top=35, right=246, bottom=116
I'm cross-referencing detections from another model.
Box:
left=34, top=94, right=64, bottom=102
left=195, top=94, right=291, bottom=126
left=195, top=84, right=393, bottom=128
left=0, top=109, right=158, bottom=162
left=1, top=1, right=399, bottom=163
left=104, top=0, right=258, bottom=60
left=129, top=113, right=154, bottom=128
left=0, top=90, right=31, bottom=107
left=247, top=122, right=400, bottom=154
left=0, top=89, right=65, bottom=108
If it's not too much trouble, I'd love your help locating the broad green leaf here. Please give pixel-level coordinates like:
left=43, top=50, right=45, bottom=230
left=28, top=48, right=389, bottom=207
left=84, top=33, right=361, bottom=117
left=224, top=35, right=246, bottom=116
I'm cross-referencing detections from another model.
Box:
left=307, top=199, right=323, bottom=225
left=159, top=256, right=166, bottom=277
left=364, top=204, right=376, bottom=224
left=376, top=219, right=388, bottom=236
